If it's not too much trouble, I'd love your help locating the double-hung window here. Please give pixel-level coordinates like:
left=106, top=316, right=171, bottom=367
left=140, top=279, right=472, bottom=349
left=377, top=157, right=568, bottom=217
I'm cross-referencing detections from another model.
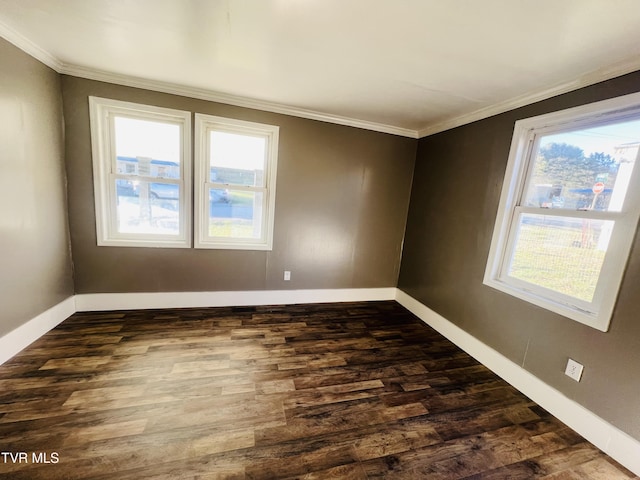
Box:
left=484, top=92, right=640, bottom=331
left=194, top=114, right=279, bottom=250
left=89, top=97, right=191, bottom=247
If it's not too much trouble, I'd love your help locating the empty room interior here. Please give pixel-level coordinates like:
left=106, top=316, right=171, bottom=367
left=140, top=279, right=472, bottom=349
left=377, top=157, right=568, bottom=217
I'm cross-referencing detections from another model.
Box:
left=2, top=1, right=640, bottom=478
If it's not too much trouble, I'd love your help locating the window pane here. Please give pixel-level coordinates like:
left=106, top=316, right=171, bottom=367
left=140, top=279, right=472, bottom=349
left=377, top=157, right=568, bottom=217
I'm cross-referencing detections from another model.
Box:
left=115, top=179, right=180, bottom=235
left=507, top=213, right=613, bottom=302
left=114, top=116, right=181, bottom=179
left=523, top=120, right=640, bottom=211
left=209, top=131, right=266, bottom=187
left=208, top=188, right=263, bottom=239
left=115, top=156, right=181, bottom=180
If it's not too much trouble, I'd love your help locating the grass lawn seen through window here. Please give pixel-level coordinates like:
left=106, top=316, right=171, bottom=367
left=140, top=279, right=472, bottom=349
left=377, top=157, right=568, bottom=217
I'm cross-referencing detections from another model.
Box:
left=508, top=219, right=607, bottom=302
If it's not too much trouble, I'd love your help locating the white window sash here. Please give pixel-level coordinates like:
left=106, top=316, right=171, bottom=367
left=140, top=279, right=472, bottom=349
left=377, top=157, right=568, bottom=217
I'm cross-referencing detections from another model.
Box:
left=484, top=91, right=640, bottom=331
left=194, top=114, right=278, bottom=251
left=89, top=97, right=192, bottom=248
left=498, top=208, right=619, bottom=313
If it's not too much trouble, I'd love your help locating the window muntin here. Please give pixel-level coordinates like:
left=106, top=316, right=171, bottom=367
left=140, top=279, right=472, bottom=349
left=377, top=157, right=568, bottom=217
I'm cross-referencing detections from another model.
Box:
left=89, top=97, right=191, bottom=247
left=484, top=93, right=640, bottom=331
left=194, top=114, right=279, bottom=250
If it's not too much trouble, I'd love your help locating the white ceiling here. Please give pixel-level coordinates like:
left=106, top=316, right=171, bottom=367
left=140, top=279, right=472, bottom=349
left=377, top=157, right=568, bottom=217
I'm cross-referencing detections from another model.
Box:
left=2, top=0, right=640, bottom=138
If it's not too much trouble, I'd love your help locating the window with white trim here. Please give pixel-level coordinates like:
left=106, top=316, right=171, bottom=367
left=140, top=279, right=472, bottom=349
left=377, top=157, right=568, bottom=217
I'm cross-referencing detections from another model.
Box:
left=89, top=97, right=192, bottom=247
left=194, top=114, right=279, bottom=250
left=484, top=92, right=640, bottom=331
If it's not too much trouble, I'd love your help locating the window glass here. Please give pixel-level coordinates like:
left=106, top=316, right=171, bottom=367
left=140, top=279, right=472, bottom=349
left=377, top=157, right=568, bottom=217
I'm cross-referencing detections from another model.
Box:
left=209, top=131, right=266, bottom=186
left=523, top=120, right=640, bottom=211
left=507, top=213, right=613, bottom=302
left=208, top=189, right=263, bottom=239
left=112, top=116, right=183, bottom=236
left=115, top=180, right=180, bottom=235
left=114, top=116, right=181, bottom=179
left=511, top=119, right=640, bottom=304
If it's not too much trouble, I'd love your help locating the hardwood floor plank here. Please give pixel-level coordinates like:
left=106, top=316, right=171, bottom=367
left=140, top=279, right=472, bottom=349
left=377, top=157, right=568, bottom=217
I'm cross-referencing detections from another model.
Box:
left=38, top=356, right=113, bottom=371
left=62, top=419, right=148, bottom=445
left=283, top=462, right=369, bottom=480
left=0, top=301, right=635, bottom=479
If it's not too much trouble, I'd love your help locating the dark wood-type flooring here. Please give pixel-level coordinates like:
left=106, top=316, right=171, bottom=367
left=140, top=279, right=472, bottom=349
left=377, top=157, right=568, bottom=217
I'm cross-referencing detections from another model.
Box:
left=0, top=301, right=637, bottom=479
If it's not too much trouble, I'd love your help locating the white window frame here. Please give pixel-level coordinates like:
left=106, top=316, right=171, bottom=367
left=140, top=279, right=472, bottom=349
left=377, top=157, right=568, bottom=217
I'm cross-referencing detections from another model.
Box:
left=484, top=92, right=640, bottom=332
left=194, top=114, right=279, bottom=250
left=89, top=97, right=192, bottom=248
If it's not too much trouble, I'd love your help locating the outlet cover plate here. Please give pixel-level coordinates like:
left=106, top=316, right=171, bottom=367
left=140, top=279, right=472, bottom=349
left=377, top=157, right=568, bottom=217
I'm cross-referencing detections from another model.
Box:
left=565, top=358, right=584, bottom=382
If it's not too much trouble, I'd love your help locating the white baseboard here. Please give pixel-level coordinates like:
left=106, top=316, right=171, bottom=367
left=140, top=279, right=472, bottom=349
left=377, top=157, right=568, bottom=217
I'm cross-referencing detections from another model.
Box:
left=74, top=287, right=397, bottom=312
left=0, top=289, right=394, bottom=366
left=394, top=289, right=640, bottom=476
left=0, top=296, right=76, bottom=366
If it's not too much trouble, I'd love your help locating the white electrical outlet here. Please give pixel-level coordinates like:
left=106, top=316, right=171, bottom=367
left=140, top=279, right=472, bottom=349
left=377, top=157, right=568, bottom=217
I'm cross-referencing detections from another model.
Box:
left=565, top=358, right=584, bottom=382
left=284, top=270, right=291, bottom=281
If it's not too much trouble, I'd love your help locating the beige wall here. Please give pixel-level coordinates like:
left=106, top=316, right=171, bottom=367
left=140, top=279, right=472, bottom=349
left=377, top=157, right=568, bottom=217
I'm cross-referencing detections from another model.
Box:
left=399, top=71, right=640, bottom=440
left=61, top=76, right=416, bottom=293
left=0, top=39, right=74, bottom=337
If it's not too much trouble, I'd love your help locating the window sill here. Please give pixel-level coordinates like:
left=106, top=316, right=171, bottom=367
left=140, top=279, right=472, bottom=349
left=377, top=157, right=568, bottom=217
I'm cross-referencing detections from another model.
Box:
left=483, top=277, right=609, bottom=332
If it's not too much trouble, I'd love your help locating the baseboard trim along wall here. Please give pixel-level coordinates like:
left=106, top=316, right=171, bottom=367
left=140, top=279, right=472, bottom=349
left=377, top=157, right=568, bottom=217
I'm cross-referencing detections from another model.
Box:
left=74, top=287, right=398, bottom=311
left=394, top=289, right=640, bottom=476
left=0, top=288, right=396, bottom=367
left=0, top=296, right=76, bottom=366
left=2, top=288, right=638, bottom=475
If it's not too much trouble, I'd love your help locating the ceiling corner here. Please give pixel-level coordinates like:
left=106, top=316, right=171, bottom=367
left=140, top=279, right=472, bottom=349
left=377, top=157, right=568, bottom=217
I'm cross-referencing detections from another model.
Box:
left=0, top=19, right=62, bottom=72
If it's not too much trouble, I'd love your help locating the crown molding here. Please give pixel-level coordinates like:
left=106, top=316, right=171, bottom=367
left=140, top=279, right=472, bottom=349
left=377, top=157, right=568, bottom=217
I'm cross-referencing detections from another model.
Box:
left=0, top=19, right=62, bottom=72
left=0, top=24, right=417, bottom=138
left=3, top=22, right=639, bottom=141
left=60, top=63, right=419, bottom=138
left=417, top=56, right=640, bottom=138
